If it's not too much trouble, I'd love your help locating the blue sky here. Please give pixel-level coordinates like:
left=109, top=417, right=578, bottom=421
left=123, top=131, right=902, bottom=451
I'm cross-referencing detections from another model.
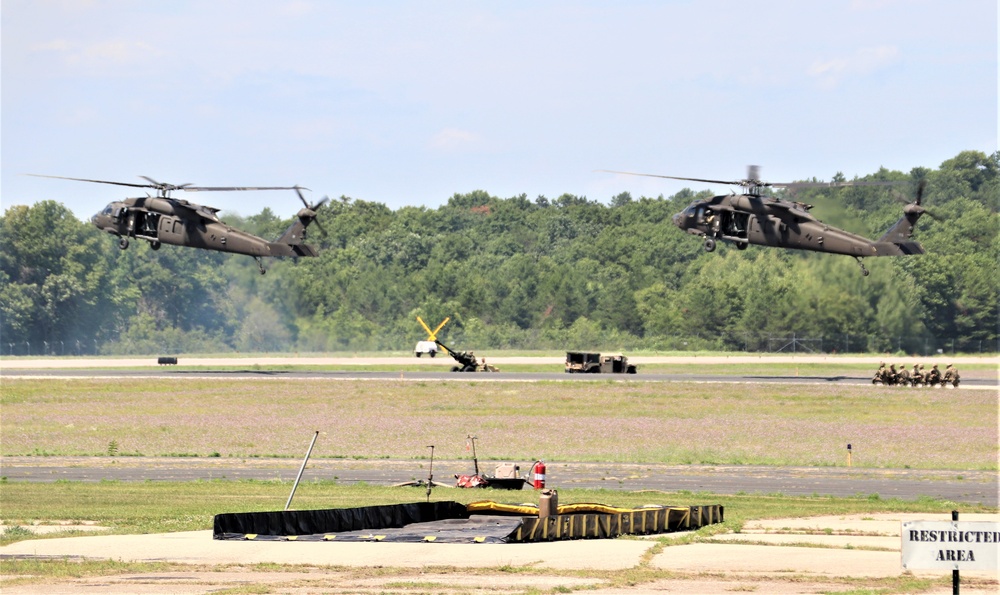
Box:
left=3, top=0, right=997, bottom=221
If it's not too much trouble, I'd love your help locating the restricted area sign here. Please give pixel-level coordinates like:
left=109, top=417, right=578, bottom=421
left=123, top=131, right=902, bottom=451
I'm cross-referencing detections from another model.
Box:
left=901, top=520, right=1000, bottom=571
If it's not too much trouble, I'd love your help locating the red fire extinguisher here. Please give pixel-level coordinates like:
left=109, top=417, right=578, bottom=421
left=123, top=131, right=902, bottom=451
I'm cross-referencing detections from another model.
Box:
left=531, top=460, right=546, bottom=489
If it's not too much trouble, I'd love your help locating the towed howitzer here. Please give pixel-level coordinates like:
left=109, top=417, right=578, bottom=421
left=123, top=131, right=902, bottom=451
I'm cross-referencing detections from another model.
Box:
left=433, top=340, right=498, bottom=372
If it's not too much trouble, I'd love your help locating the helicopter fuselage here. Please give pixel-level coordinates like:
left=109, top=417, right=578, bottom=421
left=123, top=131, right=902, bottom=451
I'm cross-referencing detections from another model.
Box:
left=31, top=173, right=322, bottom=274
left=91, top=196, right=316, bottom=258
left=672, top=194, right=919, bottom=257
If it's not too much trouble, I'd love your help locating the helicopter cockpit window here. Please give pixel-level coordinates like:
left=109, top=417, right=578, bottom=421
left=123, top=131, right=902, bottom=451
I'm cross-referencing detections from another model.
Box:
left=696, top=205, right=707, bottom=223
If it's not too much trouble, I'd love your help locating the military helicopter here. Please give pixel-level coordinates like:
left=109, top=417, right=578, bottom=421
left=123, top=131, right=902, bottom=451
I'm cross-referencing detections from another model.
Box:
left=29, top=174, right=327, bottom=274
left=601, top=166, right=928, bottom=275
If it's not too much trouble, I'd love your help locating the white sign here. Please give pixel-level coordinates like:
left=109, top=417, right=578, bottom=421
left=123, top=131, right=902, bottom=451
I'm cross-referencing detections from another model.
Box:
left=901, top=521, right=1000, bottom=571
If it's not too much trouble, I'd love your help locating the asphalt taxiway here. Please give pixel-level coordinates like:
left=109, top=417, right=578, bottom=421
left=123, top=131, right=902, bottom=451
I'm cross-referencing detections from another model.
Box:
left=3, top=457, right=997, bottom=506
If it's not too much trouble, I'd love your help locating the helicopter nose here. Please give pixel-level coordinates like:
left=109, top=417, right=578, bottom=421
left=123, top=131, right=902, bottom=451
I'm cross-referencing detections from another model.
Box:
left=672, top=212, right=683, bottom=228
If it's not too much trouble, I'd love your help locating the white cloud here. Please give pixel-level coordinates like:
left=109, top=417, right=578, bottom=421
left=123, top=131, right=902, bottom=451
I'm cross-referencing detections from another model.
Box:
left=76, top=40, right=163, bottom=66
left=278, top=0, right=315, bottom=17
left=427, top=128, right=481, bottom=152
left=31, top=39, right=72, bottom=52
left=30, top=38, right=164, bottom=71
left=807, top=45, right=901, bottom=88
left=849, top=0, right=903, bottom=10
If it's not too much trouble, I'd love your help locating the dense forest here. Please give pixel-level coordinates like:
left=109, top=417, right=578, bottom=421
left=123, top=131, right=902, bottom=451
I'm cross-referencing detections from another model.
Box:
left=2, top=150, right=997, bottom=356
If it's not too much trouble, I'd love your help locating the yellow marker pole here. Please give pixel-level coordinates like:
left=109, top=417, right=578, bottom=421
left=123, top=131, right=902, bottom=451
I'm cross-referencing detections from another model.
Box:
left=847, top=443, right=853, bottom=467
left=286, top=430, right=319, bottom=510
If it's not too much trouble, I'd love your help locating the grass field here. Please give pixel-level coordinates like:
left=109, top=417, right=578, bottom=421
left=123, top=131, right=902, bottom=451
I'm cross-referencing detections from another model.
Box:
left=2, top=375, right=997, bottom=593
left=4, top=481, right=993, bottom=594
left=2, top=378, right=996, bottom=469
left=2, top=480, right=986, bottom=544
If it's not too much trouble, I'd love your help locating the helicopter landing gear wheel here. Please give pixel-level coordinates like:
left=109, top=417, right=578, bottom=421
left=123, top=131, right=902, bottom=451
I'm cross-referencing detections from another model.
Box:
left=736, top=241, right=748, bottom=250
left=703, top=237, right=716, bottom=252
left=118, top=237, right=129, bottom=250
left=150, top=241, right=161, bottom=251
left=855, top=257, right=869, bottom=276
left=255, top=256, right=266, bottom=275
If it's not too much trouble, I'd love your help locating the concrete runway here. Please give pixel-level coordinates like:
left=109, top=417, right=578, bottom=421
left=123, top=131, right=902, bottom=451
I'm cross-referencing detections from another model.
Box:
left=3, top=355, right=997, bottom=504
left=4, top=513, right=998, bottom=594
left=3, top=457, right=997, bottom=506
left=4, top=354, right=996, bottom=386
left=4, top=354, right=998, bottom=368
left=6, top=368, right=1000, bottom=389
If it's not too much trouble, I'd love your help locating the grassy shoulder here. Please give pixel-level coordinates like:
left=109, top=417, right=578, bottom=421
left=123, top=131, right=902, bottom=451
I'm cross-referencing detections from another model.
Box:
left=2, top=479, right=989, bottom=545
left=2, top=481, right=995, bottom=593
left=3, top=378, right=996, bottom=469
left=3, top=353, right=996, bottom=378
left=53, top=362, right=998, bottom=376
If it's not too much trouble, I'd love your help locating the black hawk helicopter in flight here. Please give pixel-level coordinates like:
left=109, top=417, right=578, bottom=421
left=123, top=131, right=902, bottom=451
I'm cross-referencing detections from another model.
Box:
left=601, top=166, right=928, bottom=275
left=29, top=174, right=327, bottom=274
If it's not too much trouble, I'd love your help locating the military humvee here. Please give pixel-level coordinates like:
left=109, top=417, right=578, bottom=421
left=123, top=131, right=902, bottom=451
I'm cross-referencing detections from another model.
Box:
left=565, top=351, right=637, bottom=374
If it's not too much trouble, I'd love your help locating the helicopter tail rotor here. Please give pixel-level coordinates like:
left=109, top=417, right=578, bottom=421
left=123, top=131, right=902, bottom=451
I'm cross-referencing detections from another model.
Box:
left=892, top=180, right=939, bottom=220
left=309, top=197, right=329, bottom=235
left=876, top=178, right=930, bottom=252
left=292, top=186, right=328, bottom=235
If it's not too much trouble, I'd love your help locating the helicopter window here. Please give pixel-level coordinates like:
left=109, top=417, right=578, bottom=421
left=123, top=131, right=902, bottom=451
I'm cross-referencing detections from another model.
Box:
left=141, top=213, right=160, bottom=235
left=728, top=212, right=749, bottom=236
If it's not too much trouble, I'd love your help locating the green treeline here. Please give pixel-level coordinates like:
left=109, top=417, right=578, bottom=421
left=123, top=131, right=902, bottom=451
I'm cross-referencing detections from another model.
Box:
left=2, top=150, right=997, bottom=355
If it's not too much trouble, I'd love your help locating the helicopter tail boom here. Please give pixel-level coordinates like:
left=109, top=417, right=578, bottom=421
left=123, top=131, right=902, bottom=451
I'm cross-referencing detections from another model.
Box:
left=873, top=180, right=928, bottom=252
left=272, top=196, right=327, bottom=255
left=874, top=203, right=925, bottom=255
left=872, top=211, right=925, bottom=255
left=872, top=239, right=925, bottom=256
left=266, top=241, right=319, bottom=257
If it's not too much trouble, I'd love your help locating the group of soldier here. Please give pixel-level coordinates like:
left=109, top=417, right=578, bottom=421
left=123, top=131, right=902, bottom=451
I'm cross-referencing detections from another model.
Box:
left=872, top=362, right=960, bottom=387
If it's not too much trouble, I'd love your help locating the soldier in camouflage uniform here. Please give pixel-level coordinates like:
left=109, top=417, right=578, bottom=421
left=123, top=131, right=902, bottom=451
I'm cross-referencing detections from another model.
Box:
left=942, top=364, right=960, bottom=388
left=873, top=362, right=887, bottom=384
left=896, top=364, right=910, bottom=386
left=926, top=364, right=942, bottom=386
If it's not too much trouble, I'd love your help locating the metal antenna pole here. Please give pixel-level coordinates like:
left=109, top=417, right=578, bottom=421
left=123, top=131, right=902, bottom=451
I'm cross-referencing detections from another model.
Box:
left=426, top=445, right=435, bottom=502
left=468, top=435, right=479, bottom=476
left=285, top=431, right=319, bottom=511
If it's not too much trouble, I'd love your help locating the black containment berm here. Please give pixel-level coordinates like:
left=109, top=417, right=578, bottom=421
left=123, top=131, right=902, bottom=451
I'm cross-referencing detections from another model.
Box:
left=214, top=500, right=723, bottom=544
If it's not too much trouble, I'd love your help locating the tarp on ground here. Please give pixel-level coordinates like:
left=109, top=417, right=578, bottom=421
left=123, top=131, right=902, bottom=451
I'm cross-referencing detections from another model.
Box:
left=214, top=501, right=724, bottom=543
left=214, top=501, right=468, bottom=540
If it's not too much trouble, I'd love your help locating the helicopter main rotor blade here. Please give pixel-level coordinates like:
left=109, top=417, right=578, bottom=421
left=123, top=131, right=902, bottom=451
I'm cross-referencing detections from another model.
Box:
left=28, top=174, right=308, bottom=195
left=597, top=170, right=739, bottom=186
left=182, top=185, right=308, bottom=192
left=599, top=169, right=908, bottom=191
left=779, top=180, right=906, bottom=189
left=25, top=174, right=155, bottom=190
